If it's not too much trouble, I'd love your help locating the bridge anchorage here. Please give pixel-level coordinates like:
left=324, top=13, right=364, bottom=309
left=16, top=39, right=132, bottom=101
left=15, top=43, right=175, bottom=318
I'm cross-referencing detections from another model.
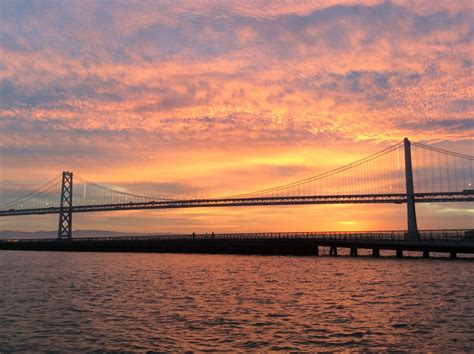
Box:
left=0, top=138, right=472, bottom=240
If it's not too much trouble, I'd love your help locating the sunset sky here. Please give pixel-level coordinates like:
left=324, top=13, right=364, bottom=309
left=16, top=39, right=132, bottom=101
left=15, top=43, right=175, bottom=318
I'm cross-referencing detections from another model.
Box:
left=0, top=0, right=473, bottom=233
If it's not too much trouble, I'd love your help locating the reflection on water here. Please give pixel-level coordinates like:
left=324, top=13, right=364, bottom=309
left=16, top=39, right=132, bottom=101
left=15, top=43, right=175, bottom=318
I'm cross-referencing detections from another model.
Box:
left=0, top=251, right=472, bottom=351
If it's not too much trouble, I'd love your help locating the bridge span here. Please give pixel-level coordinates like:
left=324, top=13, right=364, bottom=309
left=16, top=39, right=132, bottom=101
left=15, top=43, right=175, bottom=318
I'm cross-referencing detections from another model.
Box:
left=1, top=191, right=471, bottom=217
left=1, top=230, right=473, bottom=258
left=1, top=138, right=473, bottom=239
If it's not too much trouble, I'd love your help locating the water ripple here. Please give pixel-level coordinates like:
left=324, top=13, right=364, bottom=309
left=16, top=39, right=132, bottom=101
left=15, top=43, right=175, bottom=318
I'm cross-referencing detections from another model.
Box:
left=0, top=251, right=473, bottom=351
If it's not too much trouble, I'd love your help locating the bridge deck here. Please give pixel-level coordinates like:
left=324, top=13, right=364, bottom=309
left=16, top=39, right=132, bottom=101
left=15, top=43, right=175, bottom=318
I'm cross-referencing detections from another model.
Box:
left=1, top=230, right=473, bottom=257
left=0, top=191, right=472, bottom=217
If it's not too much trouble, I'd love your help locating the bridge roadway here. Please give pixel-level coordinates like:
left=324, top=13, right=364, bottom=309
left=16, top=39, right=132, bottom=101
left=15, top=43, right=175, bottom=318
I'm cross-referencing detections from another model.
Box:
left=1, top=230, right=473, bottom=258
left=0, top=191, right=472, bottom=217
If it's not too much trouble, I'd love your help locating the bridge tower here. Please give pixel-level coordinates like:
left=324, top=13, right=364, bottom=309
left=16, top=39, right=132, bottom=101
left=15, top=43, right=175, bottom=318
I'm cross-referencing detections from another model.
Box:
left=57, top=171, right=73, bottom=239
left=404, top=138, right=419, bottom=239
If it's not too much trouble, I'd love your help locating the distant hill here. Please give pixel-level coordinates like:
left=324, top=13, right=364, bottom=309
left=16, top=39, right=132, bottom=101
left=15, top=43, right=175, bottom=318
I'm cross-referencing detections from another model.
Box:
left=0, top=230, right=148, bottom=239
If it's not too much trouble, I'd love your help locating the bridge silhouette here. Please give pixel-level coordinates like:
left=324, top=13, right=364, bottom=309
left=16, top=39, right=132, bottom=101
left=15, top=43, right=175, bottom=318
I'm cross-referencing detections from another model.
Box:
left=1, top=138, right=473, bottom=240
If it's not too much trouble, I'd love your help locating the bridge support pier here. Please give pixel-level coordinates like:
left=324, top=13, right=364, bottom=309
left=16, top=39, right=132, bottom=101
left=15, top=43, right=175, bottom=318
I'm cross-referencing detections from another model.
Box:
left=350, top=248, right=358, bottom=257
left=314, top=246, right=319, bottom=256
left=423, top=250, right=430, bottom=258
left=450, top=252, right=457, bottom=259
left=329, top=246, right=337, bottom=256
left=404, top=138, right=419, bottom=240
left=396, top=249, right=403, bottom=258
left=372, top=248, right=380, bottom=257
left=57, top=172, right=73, bottom=240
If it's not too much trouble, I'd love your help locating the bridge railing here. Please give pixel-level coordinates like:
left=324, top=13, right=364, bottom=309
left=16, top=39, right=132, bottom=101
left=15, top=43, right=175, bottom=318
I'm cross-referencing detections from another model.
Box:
left=0, top=229, right=469, bottom=243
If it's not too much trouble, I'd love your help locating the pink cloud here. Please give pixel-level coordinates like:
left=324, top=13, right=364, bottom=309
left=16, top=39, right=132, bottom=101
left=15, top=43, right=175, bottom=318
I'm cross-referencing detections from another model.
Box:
left=1, top=0, right=472, bottom=232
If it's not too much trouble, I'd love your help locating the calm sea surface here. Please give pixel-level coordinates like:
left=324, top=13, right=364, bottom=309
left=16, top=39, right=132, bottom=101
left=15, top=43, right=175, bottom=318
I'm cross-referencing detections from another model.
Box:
left=0, top=251, right=473, bottom=351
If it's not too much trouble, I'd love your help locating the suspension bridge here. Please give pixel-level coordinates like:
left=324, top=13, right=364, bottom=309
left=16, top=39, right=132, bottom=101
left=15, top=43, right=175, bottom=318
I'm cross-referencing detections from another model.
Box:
left=1, top=139, right=473, bottom=250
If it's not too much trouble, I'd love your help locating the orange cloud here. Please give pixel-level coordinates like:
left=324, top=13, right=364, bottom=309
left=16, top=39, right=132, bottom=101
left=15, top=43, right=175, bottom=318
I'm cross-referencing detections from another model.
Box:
left=1, top=0, right=472, bottom=232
